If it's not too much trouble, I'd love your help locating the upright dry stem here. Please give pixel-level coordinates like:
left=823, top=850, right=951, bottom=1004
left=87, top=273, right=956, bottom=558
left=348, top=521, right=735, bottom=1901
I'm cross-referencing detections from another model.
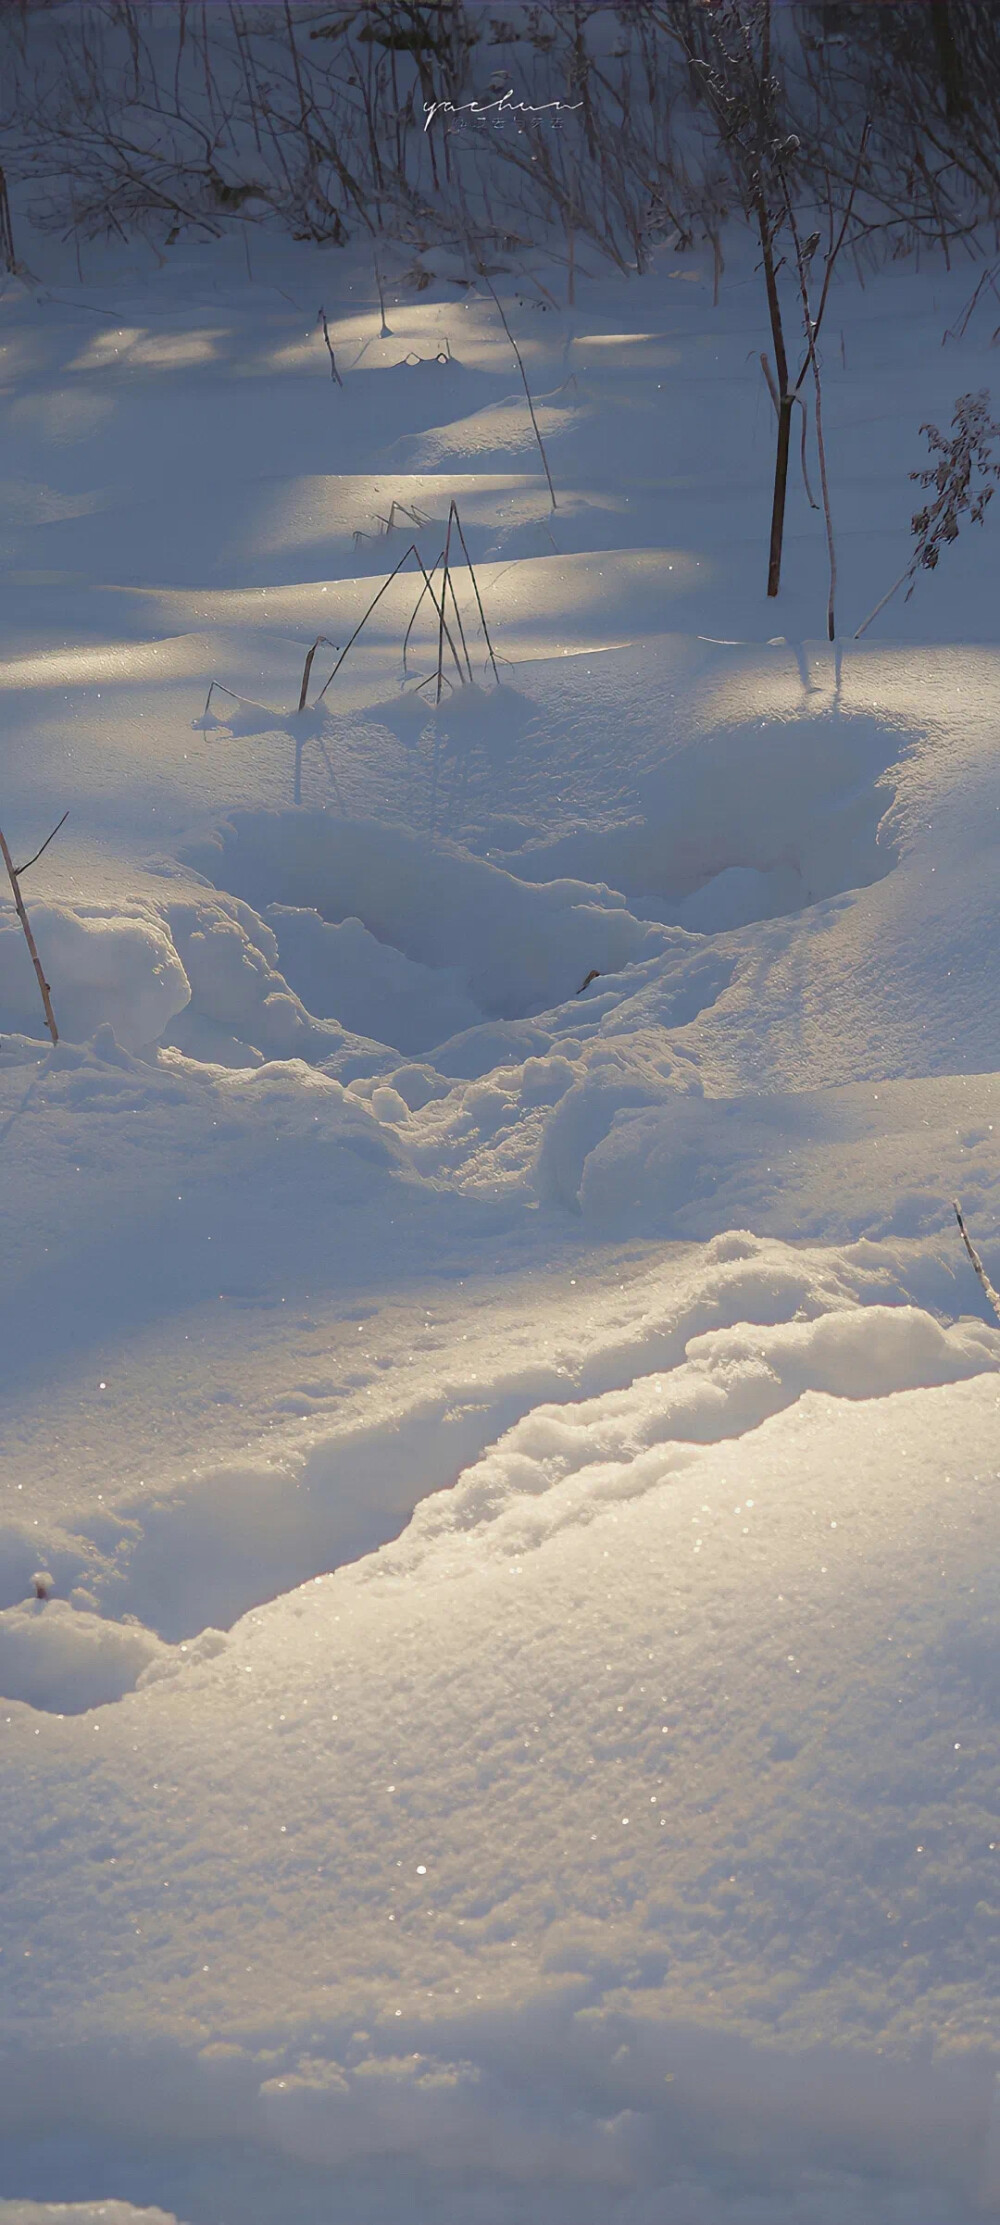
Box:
left=0, top=820, right=59, bottom=1043
left=482, top=276, right=557, bottom=511
left=445, top=500, right=500, bottom=686
left=317, top=307, right=343, bottom=385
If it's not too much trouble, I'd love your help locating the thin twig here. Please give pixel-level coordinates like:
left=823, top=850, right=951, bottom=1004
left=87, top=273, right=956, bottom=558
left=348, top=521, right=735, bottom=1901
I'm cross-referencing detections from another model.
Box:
left=783, top=188, right=837, bottom=633
left=402, top=547, right=465, bottom=690
left=434, top=505, right=453, bottom=705
left=297, top=634, right=338, bottom=713
left=0, top=821, right=59, bottom=1043
left=794, top=393, right=819, bottom=512
left=401, top=560, right=439, bottom=677
left=793, top=121, right=872, bottom=395
left=316, top=543, right=460, bottom=704
left=446, top=501, right=500, bottom=686
left=854, top=562, right=915, bottom=638
left=201, top=680, right=276, bottom=720
left=14, top=810, right=68, bottom=876
left=317, top=306, right=343, bottom=385
left=760, top=351, right=779, bottom=415
left=944, top=259, right=1000, bottom=346
left=954, top=1199, right=1000, bottom=1325
left=482, top=275, right=557, bottom=511
left=445, top=559, right=473, bottom=686
left=373, top=253, right=390, bottom=337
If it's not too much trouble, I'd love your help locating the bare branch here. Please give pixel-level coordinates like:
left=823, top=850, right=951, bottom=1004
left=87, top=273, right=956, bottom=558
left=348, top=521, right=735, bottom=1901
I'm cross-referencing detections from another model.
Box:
left=14, top=810, right=68, bottom=876
left=317, top=306, right=343, bottom=385
left=0, top=821, right=59, bottom=1044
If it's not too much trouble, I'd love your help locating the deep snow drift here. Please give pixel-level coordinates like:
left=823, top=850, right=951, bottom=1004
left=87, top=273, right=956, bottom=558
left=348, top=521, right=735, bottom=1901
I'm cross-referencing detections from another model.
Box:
left=0, top=198, right=998, bottom=2225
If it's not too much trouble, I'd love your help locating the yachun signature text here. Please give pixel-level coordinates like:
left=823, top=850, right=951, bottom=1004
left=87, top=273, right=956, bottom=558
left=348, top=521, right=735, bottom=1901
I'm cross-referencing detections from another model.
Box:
left=423, top=88, right=583, bottom=133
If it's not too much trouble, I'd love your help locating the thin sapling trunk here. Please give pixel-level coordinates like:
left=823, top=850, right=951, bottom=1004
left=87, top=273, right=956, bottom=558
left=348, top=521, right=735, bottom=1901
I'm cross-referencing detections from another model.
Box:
left=757, top=195, right=792, bottom=598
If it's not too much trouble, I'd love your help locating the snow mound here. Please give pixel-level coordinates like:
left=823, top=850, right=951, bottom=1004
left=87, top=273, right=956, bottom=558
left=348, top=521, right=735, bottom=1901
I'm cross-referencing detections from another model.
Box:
left=40, top=1247, right=996, bottom=1647
left=162, top=896, right=328, bottom=1067
left=557, top=1070, right=1000, bottom=1244
left=0, top=904, right=189, bottom=1052
left=493, top=707, right=901, bottom=926
left=393, top=395, right=592, bottom=470
left=0, top=1598, right=169, bottom=1712
left=182, top=809, right=659, bottom=1024
left=265, top=903, right=482, bottom=1055
left=367, top=1302, right=999, bottom=1580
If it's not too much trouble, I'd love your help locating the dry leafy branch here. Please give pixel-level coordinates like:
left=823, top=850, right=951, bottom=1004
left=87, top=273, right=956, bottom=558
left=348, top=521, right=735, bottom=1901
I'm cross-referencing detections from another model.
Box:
left=856, top=390, right=1000, bottom=636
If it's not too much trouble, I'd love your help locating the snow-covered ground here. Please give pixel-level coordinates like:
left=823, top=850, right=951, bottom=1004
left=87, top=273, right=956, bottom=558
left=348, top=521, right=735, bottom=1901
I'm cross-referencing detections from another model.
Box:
left=1, top=205, right=999, bottom=2225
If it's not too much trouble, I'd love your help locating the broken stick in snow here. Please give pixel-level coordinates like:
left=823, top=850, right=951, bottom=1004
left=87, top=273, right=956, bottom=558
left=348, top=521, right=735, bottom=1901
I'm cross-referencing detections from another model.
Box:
left=953, top=1198, right=1000, bottom=1325
left=0, top=811, right=66, bottom=1045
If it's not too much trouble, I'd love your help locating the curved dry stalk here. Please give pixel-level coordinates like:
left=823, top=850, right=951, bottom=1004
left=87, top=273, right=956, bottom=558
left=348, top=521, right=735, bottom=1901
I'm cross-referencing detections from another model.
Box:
left=201, top=680, right=276, bottom=721
left=482, top=276, right=557, bottom=511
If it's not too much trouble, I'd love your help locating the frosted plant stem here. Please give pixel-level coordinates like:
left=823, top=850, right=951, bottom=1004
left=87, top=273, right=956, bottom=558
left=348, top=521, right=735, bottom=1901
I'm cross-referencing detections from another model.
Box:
left=953, top=1199, right=1000, bottom=1324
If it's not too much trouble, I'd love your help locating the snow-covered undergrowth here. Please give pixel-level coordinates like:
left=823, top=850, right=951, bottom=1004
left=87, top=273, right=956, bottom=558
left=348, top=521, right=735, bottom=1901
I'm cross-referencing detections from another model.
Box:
left=1, top=207, right=999, bottom=2225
